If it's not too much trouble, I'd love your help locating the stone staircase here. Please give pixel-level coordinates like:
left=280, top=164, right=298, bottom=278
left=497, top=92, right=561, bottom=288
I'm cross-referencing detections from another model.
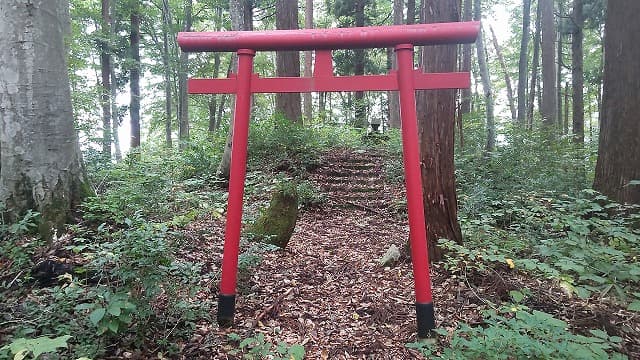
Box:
left=314, top=149, right=392, bottom=212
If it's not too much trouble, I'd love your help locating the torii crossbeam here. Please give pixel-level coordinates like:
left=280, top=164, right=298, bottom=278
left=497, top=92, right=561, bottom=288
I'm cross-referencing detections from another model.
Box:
left=178, top=21, right=480, bottom=338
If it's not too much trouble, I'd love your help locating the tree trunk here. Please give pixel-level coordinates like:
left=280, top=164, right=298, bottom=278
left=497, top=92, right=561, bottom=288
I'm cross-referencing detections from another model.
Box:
left=100, top=0, right=112, bottom=159
left=556, top=0, right=564, bottom=133
left=217, top=0, right=251, bottom=181
left=303, top=0, right=313, bottom=124
left=178, top=0, right=193, bottom=148
left=540, top=0, right=557, bottom=127
left=208, top=53, right=222, bottom=133
left=275, top=0, right=302, bottom=123
left=593, top=0, right=640, bottom=205
left=0, top=0, right=92, bottom=239
left=571, top=0, right=584, bottom=143
left=417, top=0, right=463, bottom=262
left=162, top=0, right=173, bottom=147
left=527, top=0, right=542, bottom=128
left=489, top=25, right=515, bottom=121
left=388, top=0, right=403, bottom=129
left=110, top=0, right=121, bottom=161
left=129, top=3, right=141, bottom=149
left=459, top=0, right=473, bottom=116
left=475, top=2, right=494, bottom=154
left=353, top=0, right=367, bottom=128
left=110, top=66, right=122, bottom=161
left=517, top=0, right=531, bottom=124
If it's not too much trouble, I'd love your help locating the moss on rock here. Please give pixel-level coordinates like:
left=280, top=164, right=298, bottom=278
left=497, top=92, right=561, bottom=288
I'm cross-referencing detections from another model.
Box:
left=250, top=183, right=299, bottom=249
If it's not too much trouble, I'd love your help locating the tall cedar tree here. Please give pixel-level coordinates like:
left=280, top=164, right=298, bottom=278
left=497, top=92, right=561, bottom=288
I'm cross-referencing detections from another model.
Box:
left=474, top=1, right=495, bottom=153
left=516, top=0, right=531, bottom=124
left=0, top=0, right=92, bottom=238
left=540, top=0, right=556, bottom=127
left=593, top=0, right=640, bottom=204
left=417, top=0, right=463, bottom=262
left=178, top=0, right=193, bottom=147
left=459, top=0, right=473, bottom=116
left=129, top=2, right=141, bottom=149
left=275, top=0, right=302, bottom=123
left=571, top=0, right=584, bottom=143
left=100, top=0, right=112, bottom=158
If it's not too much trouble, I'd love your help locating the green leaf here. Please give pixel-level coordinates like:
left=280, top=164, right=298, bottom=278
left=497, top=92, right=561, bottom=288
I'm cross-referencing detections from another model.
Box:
left=288, top=344, right=305, bottom=359
left=509, top=290, right=525, bottom=303
left=107, top=319, right=119, bottom=333
left=589, top=329, right=609, bottom=339
left=89, top=307, right=106, bottom=325
left=627, top=301, right=640, bottom=312
left=107, top=303, right=122, bottom=316
left=7, top=335, right=72, bottom=359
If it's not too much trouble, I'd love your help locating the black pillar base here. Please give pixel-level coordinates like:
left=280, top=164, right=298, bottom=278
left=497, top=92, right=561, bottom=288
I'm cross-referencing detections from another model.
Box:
left=217, top=294, right=236, bottom=327
left=416, top=302, right=436, bottom=338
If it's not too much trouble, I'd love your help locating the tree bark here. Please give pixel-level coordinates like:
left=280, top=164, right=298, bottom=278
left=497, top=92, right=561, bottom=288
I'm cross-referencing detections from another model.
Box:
left=593, top=0, right=640, bottom=205
left=217, top=0, right=251, bottom=181
left=540, top=0, right=557, bottom=127
left=556, top=0, right=564, bottom=133
left=353, top=0, right=367, bottom=128
left=489, top=25, right=516, bottom=121
left=275, top=0, right=302, bottom=123
left=517, top=0, right=531, bottom=124
left=109, top=0, right=121, bottom=161
left=178, top=0, right=193, bottom=148
left=571, top=0, right=584, bottom=143
left=303, top=0, right=313, bottom=124
left=100, top=0, right=112, bottom=159
left=162, top=0, right=174, bottom=147
left=388, top=0, right=403, bottom=129
left=129, top=3, right=141, bottom=149
left=459, top=0, right=473, bottom=116
left=527, top=0, right=542, bottom=128
left=475, top=3, right=494, bottom=153
left=0, top=0, right=92, bottom=238
left=417, top=0, right=463, bottom=262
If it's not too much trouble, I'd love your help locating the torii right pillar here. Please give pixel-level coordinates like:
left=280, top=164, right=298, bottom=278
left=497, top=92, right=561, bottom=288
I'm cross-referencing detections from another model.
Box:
left=395, top=44, right=435, bottom=337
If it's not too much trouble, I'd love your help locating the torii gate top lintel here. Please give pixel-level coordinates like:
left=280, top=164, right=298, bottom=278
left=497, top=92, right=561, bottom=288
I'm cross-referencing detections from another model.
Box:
left=177, top=22, right=480, bottom=339
left=178, top=21, right=480, bottom=52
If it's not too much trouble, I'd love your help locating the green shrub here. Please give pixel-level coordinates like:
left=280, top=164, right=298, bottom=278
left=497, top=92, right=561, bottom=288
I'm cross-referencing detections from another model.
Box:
left=408, top=307, right=626, bottom=359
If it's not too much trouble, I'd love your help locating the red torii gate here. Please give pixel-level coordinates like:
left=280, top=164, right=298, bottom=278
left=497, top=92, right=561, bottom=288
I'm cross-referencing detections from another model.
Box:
left=178, top=21, right=480, bottom=338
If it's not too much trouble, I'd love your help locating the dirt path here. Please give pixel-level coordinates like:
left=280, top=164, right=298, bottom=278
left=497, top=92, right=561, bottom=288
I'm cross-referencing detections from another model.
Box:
left=181, top=148, right=638, bottom=359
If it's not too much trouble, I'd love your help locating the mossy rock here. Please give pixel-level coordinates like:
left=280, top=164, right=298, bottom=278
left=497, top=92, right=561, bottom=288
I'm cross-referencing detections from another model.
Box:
left=250, top=184, right=299, bottom=249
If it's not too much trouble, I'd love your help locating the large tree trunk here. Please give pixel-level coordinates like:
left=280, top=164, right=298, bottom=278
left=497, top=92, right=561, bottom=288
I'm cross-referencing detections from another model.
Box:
left=388, top=0, right=403, bottom=129
left=527, top=0, right=542, bottom=128
left=417, top=0, right=463, bottom=262
left=353, top=0, right=367, bottom=128
left=0, top=0, right=92, bottom=239
left=593, top=0, right=640, bottom=205
left=459, top=0, right=473, bottom=116
left=556, top=0, right=564, bottom=133
left=571, top=0, right=584, bottom=143
left=489, top=25, right=516, bottom=121
left=475, top=3, right=494, bottom=153
left=178, top=0, right=193, bottom=148
left=109, top=0, right=121, bottom=161
left=275, top=0, right=302, bottom=123
left=516, top=0, right=531, bottom=124
left=217, top=0, right=251, bottom=181
left=540, top=0, right=556, bottom=128
left=129, top=3, right=141, bottom=149
left=161, top=0, right=174, bottom=147
left=303, top=0, right=313, bottom=124
left=100, top=0, right=112, bottom=159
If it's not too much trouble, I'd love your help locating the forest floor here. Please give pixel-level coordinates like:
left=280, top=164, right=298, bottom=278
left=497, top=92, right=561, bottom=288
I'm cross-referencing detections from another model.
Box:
left=170, top=148, right=639, bottom=359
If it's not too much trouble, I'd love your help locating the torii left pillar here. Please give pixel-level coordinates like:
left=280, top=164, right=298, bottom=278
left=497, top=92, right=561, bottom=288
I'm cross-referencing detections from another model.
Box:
left=217, top=49, right=256, bottom=325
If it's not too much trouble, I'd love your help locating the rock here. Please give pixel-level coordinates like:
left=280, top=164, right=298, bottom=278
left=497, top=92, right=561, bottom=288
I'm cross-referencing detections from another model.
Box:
left=379, top=244, right=401, bottom=266
left=249, top=182, right=299, bottom=249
